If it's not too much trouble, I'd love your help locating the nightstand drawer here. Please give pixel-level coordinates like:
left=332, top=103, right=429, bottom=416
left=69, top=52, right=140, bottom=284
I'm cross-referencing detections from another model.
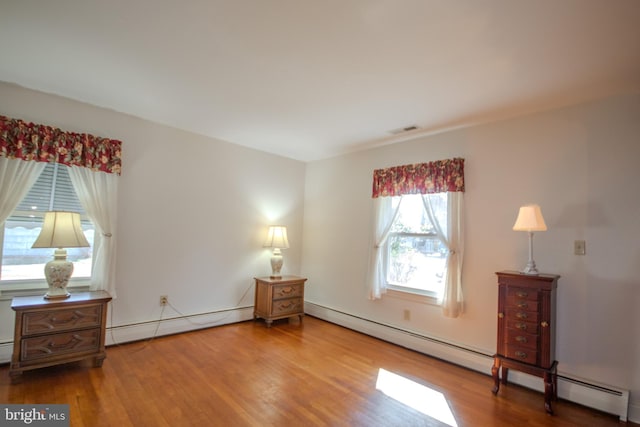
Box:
left=21, top=328, right=101, bottom=362
left=273, top=283, right=303, bottom=299
left=272, top=298, right=303, bottom=316
left=22, top=305, right=103, bottom=335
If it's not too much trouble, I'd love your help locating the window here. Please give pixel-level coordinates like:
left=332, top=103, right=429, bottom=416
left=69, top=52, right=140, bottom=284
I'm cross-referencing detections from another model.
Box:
left=385, top=193, right=447, bottom=297
left=368, top=158, right=464, bottom=316
left=0, top=163, right=94, bottom=282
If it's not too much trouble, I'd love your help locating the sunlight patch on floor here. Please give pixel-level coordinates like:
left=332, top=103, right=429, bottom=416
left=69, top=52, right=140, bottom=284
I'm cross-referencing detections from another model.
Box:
left=375, top=368, right=458, bottom=427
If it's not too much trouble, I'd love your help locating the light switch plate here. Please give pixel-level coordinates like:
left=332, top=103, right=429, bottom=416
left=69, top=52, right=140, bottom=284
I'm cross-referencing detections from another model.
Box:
left=574, top=240, right=586, bottom=255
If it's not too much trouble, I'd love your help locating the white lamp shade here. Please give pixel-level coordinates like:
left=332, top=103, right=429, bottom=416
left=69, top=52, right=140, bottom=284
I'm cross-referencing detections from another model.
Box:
left=512, top=204, right=547, bottom=232
left=263, top=225, right=289, bottom=249
left=32, top=211, right=90, bottom=249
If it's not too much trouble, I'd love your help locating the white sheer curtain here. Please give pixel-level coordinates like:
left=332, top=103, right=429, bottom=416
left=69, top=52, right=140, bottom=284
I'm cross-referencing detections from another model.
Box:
left=0, top=157, right=46, bottom=223
left=68, top=166, right=119, bottom=297
left=366, top=196, right=403, bottom=299
left=422, top=192, right=464, bottom=317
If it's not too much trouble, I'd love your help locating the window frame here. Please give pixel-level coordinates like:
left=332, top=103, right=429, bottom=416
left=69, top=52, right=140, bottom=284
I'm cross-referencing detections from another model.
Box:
left=0, top=162, right=93, bottom=297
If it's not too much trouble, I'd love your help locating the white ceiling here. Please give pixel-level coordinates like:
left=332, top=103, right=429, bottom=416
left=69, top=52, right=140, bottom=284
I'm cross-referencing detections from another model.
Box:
left=1, top=1, right=639, bottom=162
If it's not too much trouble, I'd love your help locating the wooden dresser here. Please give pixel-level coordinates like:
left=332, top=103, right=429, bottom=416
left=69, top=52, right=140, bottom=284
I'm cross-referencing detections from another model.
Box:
left=10, top=291, right=112, bottom=381
left=254, top=276, right=307, bottom=327
left=491, top=271, right=559, bottom=414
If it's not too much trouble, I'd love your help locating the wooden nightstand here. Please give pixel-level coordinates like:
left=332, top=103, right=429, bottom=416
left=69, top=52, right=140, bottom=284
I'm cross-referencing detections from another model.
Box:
left=10, top=291, right=112, bottom=381
left=491, top=271, right=559, bottom=414
left=254, top=276, right=307, bottom=327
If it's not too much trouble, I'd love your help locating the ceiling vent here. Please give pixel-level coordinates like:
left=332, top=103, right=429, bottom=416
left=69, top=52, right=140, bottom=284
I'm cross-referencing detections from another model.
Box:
left=388, top=125, right=420, bottom=135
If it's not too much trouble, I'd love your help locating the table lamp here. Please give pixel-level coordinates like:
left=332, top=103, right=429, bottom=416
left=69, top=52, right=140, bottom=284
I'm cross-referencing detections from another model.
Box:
left=263, top=225, right=289, bottom=279
left=32, top=211, right=90, bottom=299
left=513, top=204, right=547, bottom=275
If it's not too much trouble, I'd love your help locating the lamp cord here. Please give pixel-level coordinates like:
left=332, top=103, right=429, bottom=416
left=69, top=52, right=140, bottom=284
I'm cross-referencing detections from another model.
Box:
left=108, top=279, right=255, bottom=350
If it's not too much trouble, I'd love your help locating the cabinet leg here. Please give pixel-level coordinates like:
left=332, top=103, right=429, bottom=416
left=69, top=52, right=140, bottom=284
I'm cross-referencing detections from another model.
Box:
left=501, top=366, right=509, bottom=385
left=9, top=371, right=23, bottom=384
left=544, top=371, right=554, bottom=415
left=491, top=358, right=501, bottom=394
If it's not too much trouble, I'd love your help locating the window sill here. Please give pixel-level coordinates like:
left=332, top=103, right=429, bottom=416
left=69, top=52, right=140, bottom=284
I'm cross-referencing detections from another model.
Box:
left=384, top=286, right=441, bottom=306
left=0, top=278, right=91, bottom=300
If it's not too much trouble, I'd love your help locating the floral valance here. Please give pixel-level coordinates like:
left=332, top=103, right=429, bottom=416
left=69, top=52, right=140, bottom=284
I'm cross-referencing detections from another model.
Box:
left=0, top=115, right=122, bottom=175
left=372, top=158, right=464, bottom=198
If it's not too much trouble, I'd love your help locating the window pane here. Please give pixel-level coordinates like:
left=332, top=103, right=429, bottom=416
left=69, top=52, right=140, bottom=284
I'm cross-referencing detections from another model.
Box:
left=386, top=193, right=448, bottom=295
left=388, top=235, right=447, bottom=293
left=391, top=195, right=435, bottom=233
left=1, top=163, right=93, bottom=281
left=1, top=219, right=94, bottom=281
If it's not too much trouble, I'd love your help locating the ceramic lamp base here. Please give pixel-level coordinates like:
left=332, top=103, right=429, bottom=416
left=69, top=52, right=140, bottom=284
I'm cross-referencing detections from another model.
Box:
left=43, top=249, right=73, bottom=299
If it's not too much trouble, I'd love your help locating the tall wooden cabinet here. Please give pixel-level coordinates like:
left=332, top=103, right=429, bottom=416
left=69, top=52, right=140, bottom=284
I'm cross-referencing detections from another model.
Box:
left=491, top=271, right=559, bottom=414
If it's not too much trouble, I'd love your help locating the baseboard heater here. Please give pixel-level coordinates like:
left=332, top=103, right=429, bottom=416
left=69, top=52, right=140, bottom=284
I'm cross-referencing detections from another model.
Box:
left=304, top=302, right=630, bottom=421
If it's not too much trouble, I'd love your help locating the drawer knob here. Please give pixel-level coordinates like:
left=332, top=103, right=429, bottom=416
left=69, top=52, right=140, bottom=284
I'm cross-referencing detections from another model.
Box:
left=498, top=312, right=504, bottom=319
left=541, top=321, right=549, bottom=328
left=280, top=287, right=293, bottom=294
left=515, top=351, right=527, bottom=359
left=516, top=291, right=528, bottom=298
left=517, top=301, right=528, bottom=308
left=515, top=323, right=527, bottom=330
left=516, top=312, right=528, bottom=319
left=515, top=336, right=527, bottom=343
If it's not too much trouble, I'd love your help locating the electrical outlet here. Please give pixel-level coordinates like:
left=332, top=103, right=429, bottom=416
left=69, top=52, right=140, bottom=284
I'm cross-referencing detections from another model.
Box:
left=574, top=240, right=586, bottom=256
left=160, top=295, right=168, bottom=306
left=403, top=309, right=411, bottom=321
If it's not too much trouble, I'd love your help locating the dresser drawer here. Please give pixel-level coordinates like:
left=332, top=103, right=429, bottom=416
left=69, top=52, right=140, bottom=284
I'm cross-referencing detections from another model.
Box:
left=20, top=328, right=101, bottom=362
left=273, top=283, right=303, bottom=299
left=505, top=318, right=539, bottom=334
left=505, top=345, right=538, bottom=365
left=505, top=296, right=539, bottom=311
left=505, top=328, right=538, bottom=350
left=22, top=305, right=103, bottom=336
left=505, top=308, right=540, bottom=323
left=505, top=287, right=539, bottom=301
left=272, top=298, right=303, bottom=316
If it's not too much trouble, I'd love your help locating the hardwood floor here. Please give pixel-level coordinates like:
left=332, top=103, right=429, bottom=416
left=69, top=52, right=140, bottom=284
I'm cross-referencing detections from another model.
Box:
left=0, top=316, right=633, bottom=426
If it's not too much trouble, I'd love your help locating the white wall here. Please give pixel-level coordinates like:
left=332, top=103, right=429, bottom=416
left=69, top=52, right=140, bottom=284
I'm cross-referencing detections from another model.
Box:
left=0, top=82, right=306, bottom=341
left=1, top=81, right=638, bottom=420
left=302, top=93, right=640, bottom=419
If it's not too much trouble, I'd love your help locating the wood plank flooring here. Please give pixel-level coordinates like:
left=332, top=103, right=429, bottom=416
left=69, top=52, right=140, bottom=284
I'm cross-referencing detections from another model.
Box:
left=0, top=316, right=633, bottom=426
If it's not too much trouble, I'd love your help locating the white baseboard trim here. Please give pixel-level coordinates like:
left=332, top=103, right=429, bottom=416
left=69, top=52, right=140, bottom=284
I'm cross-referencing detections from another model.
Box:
left=0, top=342, right=12, bottom=365
left=105, top=306, right=255, bottom=346
left=305, top=302, right=631, bottom=422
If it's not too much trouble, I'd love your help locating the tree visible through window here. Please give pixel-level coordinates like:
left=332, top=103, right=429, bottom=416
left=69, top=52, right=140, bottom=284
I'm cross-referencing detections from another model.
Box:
left=0, top=163, right=94, bottom=281
left=386, top=193, right=447, bottom=295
